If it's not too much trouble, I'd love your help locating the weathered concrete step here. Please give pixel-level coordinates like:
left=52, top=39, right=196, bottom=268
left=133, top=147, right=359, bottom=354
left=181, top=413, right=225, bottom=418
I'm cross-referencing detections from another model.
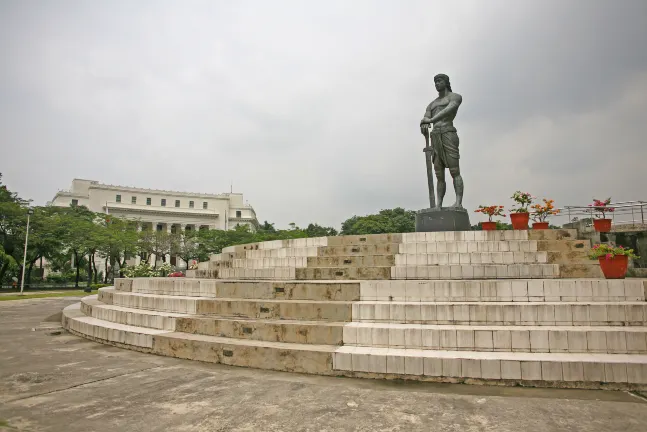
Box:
left=185, top=269, right=218, bottom=279
left=242, top=247, right=319, bottom=259
left=333, top=346, right=647, bottom=386
left=308, top=256, right=395, bottom=267
left=392, top=264, right=559, bottom=279
left=229, top=257, right=308, bottom=269
left=547, top=251, right=593, bottom=265
left=360, top=279, right=647, bottom=302
left=400, top=240, right=538, bottom=254
left=528, top=229, right=577, bottom=241
left=396, top=252, right=547, bottom=266
left=81, top=296, right=191, bottom=330
left=222, top=237, right=329, bottom=254
left=344, top=322, right=647, bottom=354
left=537, top=239, right=591, bottom=252
left=559, top=264, right=603, bottom=278
left=296, top=267, right=392, bottom=280
left=177, top=316, right=344, bottom=345
left=62, top=303, right=169, bottom=349
left=111, top=291, right=353, bottom=321
left=152, top=332, right=336, bottom=374
left=116, top=278, right=361, bottom=301
left=353, top=301, right=647, bottom=326
left=318, top=244, right=401, bottom=256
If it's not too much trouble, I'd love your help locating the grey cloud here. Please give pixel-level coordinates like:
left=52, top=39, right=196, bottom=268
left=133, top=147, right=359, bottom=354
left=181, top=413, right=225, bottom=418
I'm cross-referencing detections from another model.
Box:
left=1, top=0, right=646, bottom=229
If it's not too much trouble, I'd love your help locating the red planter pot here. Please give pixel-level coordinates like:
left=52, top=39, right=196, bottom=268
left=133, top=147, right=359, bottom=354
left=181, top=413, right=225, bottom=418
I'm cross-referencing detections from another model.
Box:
left=532, top=222, right=549, bottom=230
left=598, top=255, right=628, bottom=279
left=593, top=218, right=612, bottom=232
left=481, top=221, right=497, bottom=231
left=510, top=212, right=529, bottom=230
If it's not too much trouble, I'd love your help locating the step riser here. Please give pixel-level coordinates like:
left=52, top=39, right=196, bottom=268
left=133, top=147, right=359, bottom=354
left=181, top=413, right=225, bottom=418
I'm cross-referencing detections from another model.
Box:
left=318, top=244, right=401, bottom=256
left=176, top=318, right=343, bottom=345
left=296, top=267, right=392, bottom=280
left=152, top=334, right=333, bottom=374
left=392, top=264, right=559, bottom=279
left=116, top=279, right=361, bottom=301
left=360, top=280, right=647, bottom=302
left=332, top=351, right=647, bottom=385
left=560, top=264, right=604, bottom=278
left=400, top=241, right=538, bottom=254
left=63, top=315, right=155, bottom=348
left=547, top=251, right=594, bottom=265
left=111, top=294, right=352, bottom=321
left=537, top=240, right=591, bottom=252
left=344, top=326, right=647, bottom=354
left=396, top=252, right=547, bottom=265
left=352, top=303, right=647, bottom=326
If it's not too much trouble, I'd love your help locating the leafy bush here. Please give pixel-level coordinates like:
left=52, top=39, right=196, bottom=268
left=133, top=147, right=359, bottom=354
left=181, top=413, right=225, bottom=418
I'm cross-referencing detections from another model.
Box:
left=588, top=244, right=639, bottom=260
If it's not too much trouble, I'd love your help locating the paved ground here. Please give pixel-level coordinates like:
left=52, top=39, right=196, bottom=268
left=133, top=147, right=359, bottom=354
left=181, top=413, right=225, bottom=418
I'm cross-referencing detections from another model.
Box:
left=1, top=299, right=646, bottom=432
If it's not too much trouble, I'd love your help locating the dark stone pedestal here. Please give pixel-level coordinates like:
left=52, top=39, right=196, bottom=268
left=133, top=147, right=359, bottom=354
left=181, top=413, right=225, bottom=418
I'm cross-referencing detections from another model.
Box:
left=415, top=207, right=471, bottom=232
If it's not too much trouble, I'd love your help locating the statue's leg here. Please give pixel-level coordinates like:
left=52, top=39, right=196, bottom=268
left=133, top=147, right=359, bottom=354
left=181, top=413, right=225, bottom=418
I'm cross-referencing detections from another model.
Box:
left=433, top=157, right=446, bottom=209
left=448, top=162, right=464, bottom=208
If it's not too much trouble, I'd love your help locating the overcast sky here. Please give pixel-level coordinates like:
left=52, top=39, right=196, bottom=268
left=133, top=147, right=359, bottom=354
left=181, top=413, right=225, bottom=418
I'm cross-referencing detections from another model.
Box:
left=1, top=0, right=646, bottom=229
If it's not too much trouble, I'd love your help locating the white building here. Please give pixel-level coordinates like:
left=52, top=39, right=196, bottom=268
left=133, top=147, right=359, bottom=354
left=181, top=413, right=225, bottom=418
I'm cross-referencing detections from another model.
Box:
left=50, top=179, right=258, bottom=233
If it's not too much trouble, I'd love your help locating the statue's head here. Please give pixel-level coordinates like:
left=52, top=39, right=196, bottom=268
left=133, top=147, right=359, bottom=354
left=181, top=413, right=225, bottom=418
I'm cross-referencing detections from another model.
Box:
left=434, top=74, right=452, bottom=92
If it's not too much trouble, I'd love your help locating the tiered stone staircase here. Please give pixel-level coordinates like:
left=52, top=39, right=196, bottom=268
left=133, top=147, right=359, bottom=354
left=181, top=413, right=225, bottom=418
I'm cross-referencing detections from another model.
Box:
left=62, top=229, right=647, bottom=389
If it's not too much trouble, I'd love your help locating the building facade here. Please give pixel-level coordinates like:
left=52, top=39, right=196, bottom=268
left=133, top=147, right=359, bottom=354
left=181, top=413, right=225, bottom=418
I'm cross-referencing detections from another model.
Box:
left=50, top=179, right=258, bottom=233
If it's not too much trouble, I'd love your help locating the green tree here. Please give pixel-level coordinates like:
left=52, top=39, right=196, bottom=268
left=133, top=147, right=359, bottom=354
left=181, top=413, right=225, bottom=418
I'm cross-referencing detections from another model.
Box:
left=340, top=208, right=416, bottom=235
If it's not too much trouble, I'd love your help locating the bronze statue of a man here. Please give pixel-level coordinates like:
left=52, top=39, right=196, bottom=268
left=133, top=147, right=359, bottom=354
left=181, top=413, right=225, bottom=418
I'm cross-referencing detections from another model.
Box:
left=420, top=74, right=464, bottom=209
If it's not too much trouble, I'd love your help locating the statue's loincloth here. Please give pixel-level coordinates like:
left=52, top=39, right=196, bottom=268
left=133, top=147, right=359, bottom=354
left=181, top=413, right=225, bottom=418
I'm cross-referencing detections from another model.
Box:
left=430, top=126, right=459, bottom=168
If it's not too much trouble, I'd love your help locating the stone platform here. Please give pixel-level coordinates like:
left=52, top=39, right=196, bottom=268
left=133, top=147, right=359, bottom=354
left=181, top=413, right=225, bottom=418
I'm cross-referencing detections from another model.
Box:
left=415, top=207, right=471, bottom=232
left=61, top=229, right=647, bottom=389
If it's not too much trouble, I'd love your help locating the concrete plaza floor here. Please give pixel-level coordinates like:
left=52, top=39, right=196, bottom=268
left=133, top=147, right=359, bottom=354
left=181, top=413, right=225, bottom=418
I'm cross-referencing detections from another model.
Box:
left=1, top=298, right=646, bottom=432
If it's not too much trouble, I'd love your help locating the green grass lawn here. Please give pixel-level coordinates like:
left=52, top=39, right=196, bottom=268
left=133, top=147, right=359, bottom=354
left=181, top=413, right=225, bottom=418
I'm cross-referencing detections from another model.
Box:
left=0, top=290, right=93, bottom=301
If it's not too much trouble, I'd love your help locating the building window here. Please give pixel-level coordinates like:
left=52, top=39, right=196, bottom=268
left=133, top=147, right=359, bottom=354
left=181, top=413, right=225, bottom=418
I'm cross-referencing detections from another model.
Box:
left=203, top=202, right=208, bottom=209
left=131, top=196, right=137, bottom=204
left=146, top=197, right=151, bottom=205
left=156, top=224, right=163, bottom=231
left=175, top=200, right=180, bottom=208
left=236, top=210, right=242, bottom=218
left=116, top=194, right=121, bottom=203
left=161, top=199, right=166, bottom=207
left=71, top=199, right=78, bottom=206
left=189, top=201, right=194, bottom=208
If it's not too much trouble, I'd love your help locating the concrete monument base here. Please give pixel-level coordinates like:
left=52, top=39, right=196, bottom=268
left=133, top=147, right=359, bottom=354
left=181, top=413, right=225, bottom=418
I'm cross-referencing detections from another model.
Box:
left=415, top=207, right=471, bottom=232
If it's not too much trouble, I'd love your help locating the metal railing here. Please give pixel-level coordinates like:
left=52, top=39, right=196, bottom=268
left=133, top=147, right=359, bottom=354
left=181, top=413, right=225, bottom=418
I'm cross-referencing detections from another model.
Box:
left=553, top=201, right=647, bottom=228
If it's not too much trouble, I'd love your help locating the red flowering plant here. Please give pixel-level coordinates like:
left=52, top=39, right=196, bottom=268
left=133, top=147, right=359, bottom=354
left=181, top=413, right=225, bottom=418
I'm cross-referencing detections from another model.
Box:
left=530, top=199, right=560, bottom=222
left=510, top=191, right=534, bottom=213
left=588, top=244, right=639, bottom=260
left=474, top=205, right=506, bottom=222
left=588, top=198, right=615, bottom=219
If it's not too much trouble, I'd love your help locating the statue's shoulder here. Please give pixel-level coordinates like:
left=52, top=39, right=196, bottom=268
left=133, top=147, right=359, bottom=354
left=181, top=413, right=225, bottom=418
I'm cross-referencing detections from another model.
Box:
left=448, top=91, right=462, bottom=102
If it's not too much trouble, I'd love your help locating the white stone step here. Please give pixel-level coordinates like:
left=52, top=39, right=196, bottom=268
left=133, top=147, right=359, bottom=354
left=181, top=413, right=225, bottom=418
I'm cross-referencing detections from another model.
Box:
left=399, top=240, right=538, bottom=254
left=360, top=279, right=646, bottom=302
left=112, top=291, right=206, bottom=314
left=402, top=231, right=530, bottom=242
left=332, top=346, right=647, bottom=384
left=342, top=322, right=647, bottom=354
left=82, top=296, right=191, bottom=330
left=62, top=303, right=170, bottom=349
left=244, top=247, right=320, bottom=259
left=219, top=268, right=296, bottom=280
left=231, top=257, right=308, bottom=269
left=395, top=251, right=547, bottom=266
left=392, top=264, right=559, bottom=279
left=352, top=301, right=647, bottom=326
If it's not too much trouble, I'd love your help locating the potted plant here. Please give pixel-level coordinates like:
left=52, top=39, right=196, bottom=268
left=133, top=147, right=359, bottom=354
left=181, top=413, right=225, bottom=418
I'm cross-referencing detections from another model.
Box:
left=509, top=191, right=534, bottom=230
left=530, top=199, right=560, bottom=229
left=474, top=205, right=506, bottom=231
left=589, top=198, right=614, bottom=232
left=588, top=244, right=639, bottom=279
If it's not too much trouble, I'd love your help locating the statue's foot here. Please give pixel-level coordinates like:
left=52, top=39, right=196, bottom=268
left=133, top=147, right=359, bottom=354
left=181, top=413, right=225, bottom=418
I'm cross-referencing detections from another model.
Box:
left=448, top=202, right=464, bottom=210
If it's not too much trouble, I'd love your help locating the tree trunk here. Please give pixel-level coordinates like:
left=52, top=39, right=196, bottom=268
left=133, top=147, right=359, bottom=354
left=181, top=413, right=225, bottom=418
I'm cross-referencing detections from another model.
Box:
left=86, top=253, right=92, bottom=289
left=0, top=261, right=9, bottom=286
left=105, top=257, right=109, bottom=284
left=92, top=253, right=98, bottom=284
left=74, top=251, right=80, bottom=288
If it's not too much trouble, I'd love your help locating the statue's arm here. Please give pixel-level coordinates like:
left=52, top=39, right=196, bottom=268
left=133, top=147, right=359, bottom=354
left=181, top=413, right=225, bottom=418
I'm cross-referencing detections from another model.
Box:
left=420, top=103, right=433, bottom=126
left=429, top=94, right=462, bottom=123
